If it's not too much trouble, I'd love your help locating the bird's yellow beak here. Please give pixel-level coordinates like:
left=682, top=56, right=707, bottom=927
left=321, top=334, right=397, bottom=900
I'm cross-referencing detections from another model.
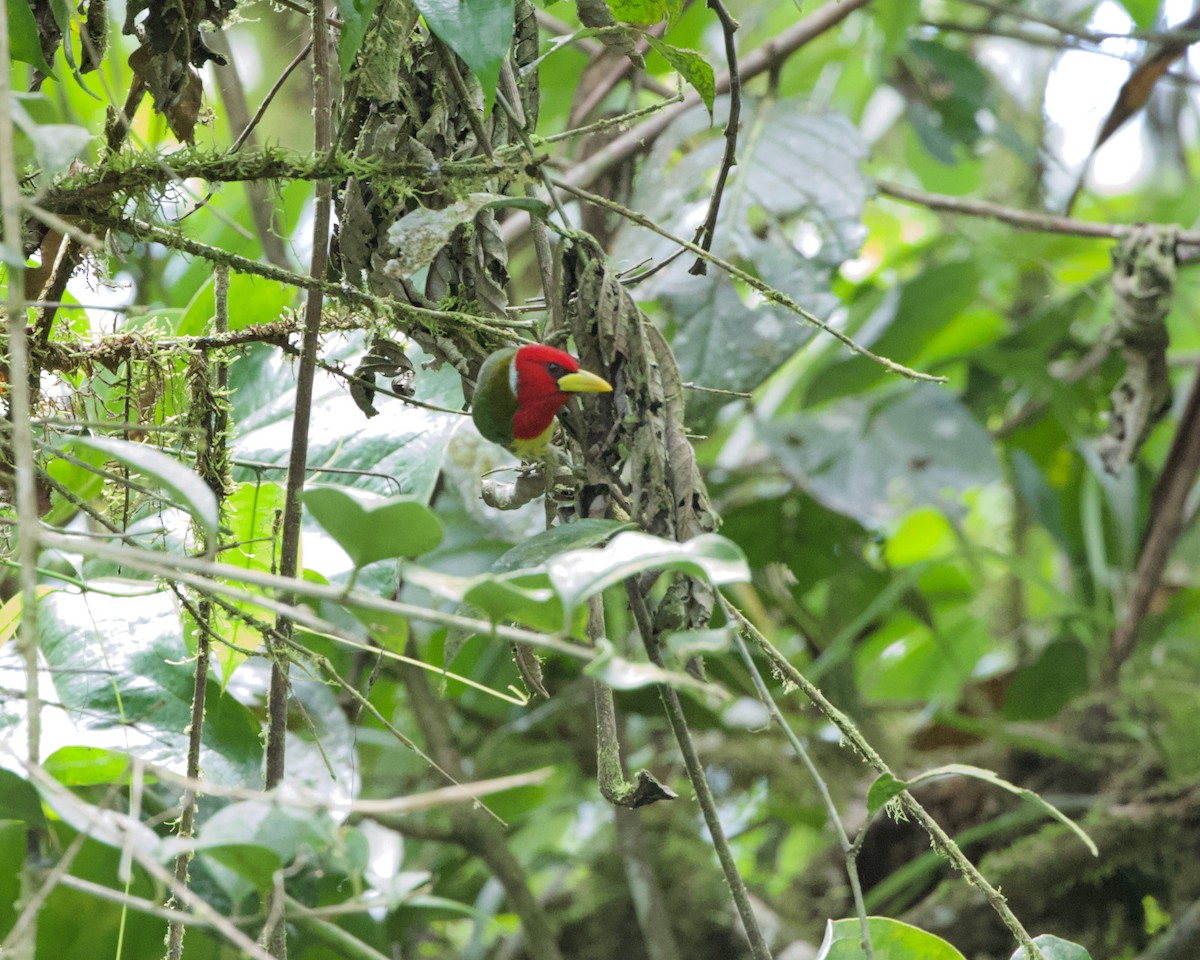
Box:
left=556, top=369, right=613, bottom=394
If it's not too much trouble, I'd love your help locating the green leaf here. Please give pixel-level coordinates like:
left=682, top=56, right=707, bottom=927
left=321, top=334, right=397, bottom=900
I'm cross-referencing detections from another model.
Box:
left=584, top=638, right=725, bottom=699
left=462, top=572, right=563, bottom=634
left=606, top=0, right=668, bottom=24
left=806, top=259, right=983, bottom=405
left=1000, top=638, right=1089, bottom=721
left=7, top=0, right=54, bottom=73
left=491, top=519, right=633, bottom=572
left=1120, top=0, right=1159, bottom=29
left=875, top=0, right=922, bottom=57
left=178, top=271, right=295, bottom=337
left=384, top=193, right=548, bottom=280
left=43, top=746, right=133, bottom=786
left=1011, top=935, right=1093, bottom=960
left=0, top=585, right=54, bottom=648
left=39, top=590, right=264, bottom=786
left=303, top=486, right=443, bottom=569
left=818, top=916, right=967, bottom=960
left=0, top=769, right=46, bottom=828
left=908, top=765, right=1098, bottom=857
left=44, top=441, right=105, bottom=527
left=622, top=100, right=868, bottom=423
left=10, top=102, right=89, bottom=174
left=196, top=801, right=333, bottom=891
left=234, top=342, right=463, bottom=504
left=664, top=626, right=735, bottom=658
left=866, top=772, right=907, bottom=817
left=70, top=436, right=219, bottom=548
left=412, top=0, right=516, bottom=110
left=336, top=0, right=381, bottom=76
left=643, top=35, right=714, bottom=116
left=548, top=531, right=750, bottom=626
left=765, top=384, right=999, bottom=529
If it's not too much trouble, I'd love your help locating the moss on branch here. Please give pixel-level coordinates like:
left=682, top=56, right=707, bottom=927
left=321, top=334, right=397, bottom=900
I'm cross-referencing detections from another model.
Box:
left=36, top=144, right=532, bottom=215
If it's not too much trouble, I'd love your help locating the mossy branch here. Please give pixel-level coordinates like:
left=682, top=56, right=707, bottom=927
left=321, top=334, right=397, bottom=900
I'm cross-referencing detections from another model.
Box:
left=36, top=145, right=529, bottom=214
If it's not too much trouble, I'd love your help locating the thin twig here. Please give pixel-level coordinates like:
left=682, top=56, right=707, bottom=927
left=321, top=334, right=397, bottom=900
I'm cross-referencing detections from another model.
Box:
left=689, top=0, right=741, bottom=275
left=0, top=0, right=43, bottom=804
left=34, top=531, right=600, bottom=662
left=877, top=179, right=1200, bottom=247
left=262, top=6, right=334, bottom=955
left=553, top=177, right=944, bottom=384
left=541, top=93, right=686, bottom=144
left=719, top=595, right=873, bottom=960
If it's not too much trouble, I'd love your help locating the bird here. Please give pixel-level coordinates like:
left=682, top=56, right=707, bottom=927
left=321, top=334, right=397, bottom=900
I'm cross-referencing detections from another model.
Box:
left=470, top=344, right=612, bottom=460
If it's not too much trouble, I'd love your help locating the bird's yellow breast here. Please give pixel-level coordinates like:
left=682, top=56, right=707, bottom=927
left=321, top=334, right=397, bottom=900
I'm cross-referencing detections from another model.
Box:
left=509, top=423, right=557, bottom=460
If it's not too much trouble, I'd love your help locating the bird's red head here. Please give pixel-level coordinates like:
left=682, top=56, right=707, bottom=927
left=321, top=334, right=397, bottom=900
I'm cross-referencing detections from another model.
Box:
left=511, top=344, right=611, bottom=441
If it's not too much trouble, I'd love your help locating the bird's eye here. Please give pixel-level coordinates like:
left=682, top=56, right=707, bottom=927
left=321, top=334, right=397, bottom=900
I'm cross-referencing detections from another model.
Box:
left=546, top=362, right=566, bottom=378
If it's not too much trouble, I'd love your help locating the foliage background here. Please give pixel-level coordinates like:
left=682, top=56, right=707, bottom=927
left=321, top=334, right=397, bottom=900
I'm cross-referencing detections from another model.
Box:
left=3, top=0, right=1200, bottom=959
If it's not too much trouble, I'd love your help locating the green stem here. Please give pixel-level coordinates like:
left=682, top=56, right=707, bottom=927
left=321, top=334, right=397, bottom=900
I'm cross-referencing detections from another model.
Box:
left=626, top=582, right=773, bottom=960
left=726, top=605, right=1047, bottom=960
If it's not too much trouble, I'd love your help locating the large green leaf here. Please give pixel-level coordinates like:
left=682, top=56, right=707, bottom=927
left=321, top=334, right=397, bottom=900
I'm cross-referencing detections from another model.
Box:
left=461, top=572, right=564, bottom=634
left=7, top=0, right=53, bottom=73
left=10, top=101, right=88, bottom=175
left=548, top=531, right=749, bottom=625
left=490, top=519, right=632, bottom=572
left=805, top=259, right=982, bottom=406
left=584, top=638, right=724, bottom=700
left=817, top=916, right=967, bottom=959
left=620, top=99, right=868, bottom=421
left=1000, top=637, right=1089, bottom=721
left=764, top=384, right=1000, bottom=528
left=412, top=0, right=515, bottom=110
left=38, top=590, right=264, bottom=787
left=196, top=800, right=335, bottom=895
left=303, top=486, right=444, bottom=568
